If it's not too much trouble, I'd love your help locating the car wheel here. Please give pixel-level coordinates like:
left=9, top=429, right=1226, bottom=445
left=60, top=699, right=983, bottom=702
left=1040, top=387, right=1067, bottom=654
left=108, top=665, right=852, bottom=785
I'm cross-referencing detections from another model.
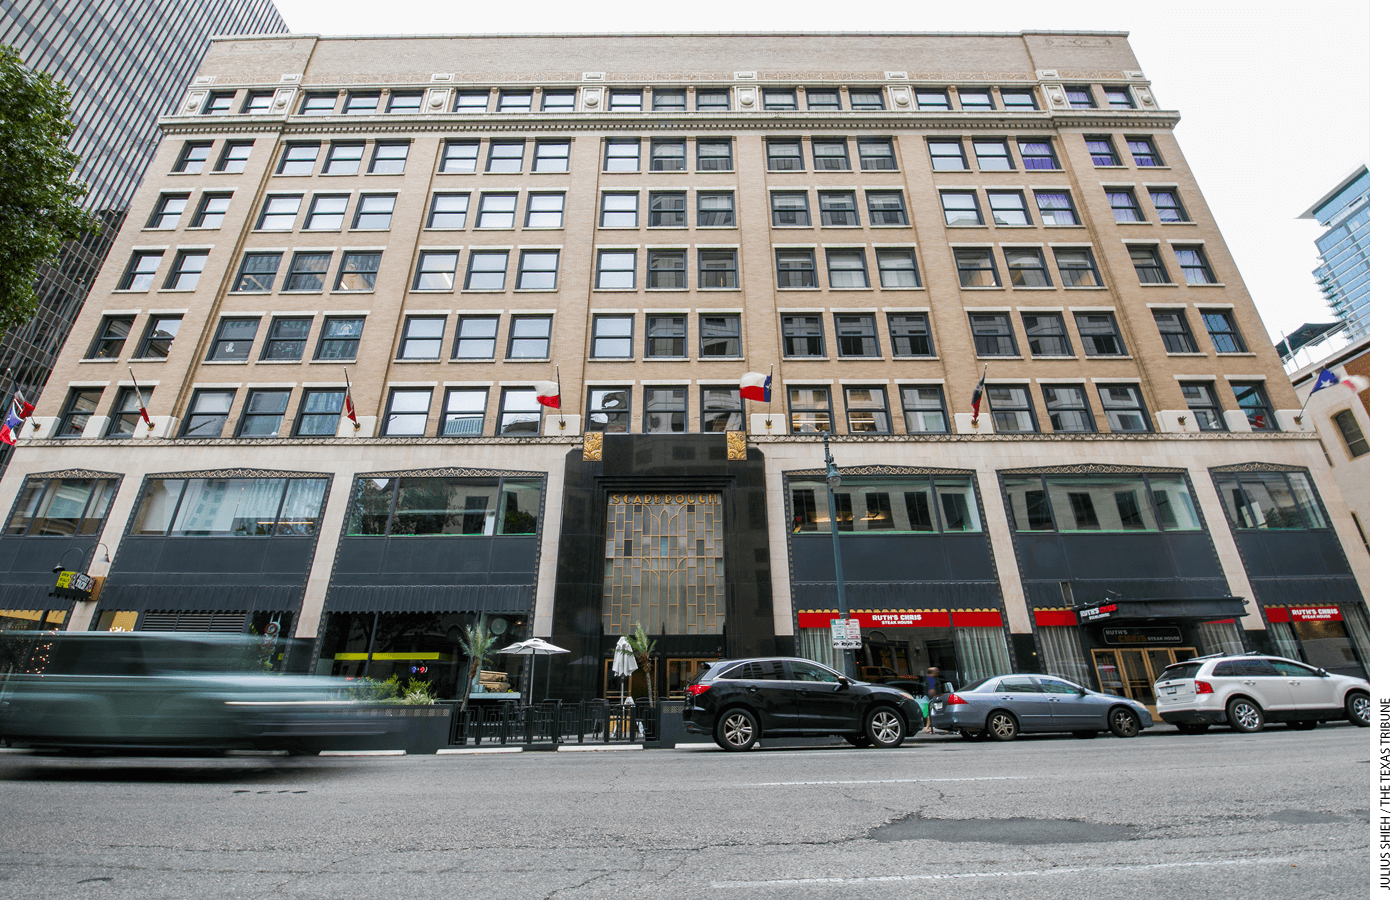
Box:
left=986, top=711, right=1019, bottom=742
left=1175, top=723, right=1210, bottom=735
left=1108, top=707, right=1140, bottom=738
left=865, top=707, right=905, bottom=749
left=1072, top=730, right=1097, bottom=739
left=1226, top=697, right=1263, bottom=733
left=714, top=708, right=758, bottom=751
left=1347, top=692, right=1370, bottom=727
left=1285, top=720, right=1318, bottom=731
left=844, top=733, right=871, bottom=748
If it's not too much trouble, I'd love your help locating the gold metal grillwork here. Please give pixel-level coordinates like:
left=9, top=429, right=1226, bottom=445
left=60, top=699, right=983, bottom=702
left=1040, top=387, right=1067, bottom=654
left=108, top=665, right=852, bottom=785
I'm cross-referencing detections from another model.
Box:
left=603, top=492, right=725, bottom=636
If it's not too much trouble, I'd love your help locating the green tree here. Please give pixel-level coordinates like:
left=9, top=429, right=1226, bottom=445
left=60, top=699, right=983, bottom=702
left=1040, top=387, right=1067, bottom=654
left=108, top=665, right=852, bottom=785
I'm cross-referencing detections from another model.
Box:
left=457, top=621, right=497, bottom=711
left=625, top=622, right=657, bottom=707
left=0, top=45, right=100, bottom=335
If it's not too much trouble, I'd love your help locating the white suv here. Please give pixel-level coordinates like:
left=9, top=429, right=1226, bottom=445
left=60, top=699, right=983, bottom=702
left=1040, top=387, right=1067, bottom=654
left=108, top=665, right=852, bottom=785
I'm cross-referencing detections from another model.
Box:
left=1153, top=653, right=1368, bottom=734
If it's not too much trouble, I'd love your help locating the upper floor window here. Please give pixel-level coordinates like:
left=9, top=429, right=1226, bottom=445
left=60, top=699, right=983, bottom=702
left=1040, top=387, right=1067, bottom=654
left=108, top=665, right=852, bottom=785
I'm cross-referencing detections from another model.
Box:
left=1085, top=136, right=1121, bottom=166
left=834, top=315, right=879, bottom=357
left=163, top=250, right=207, bottom=290
left=1017, top=140, right=1058, bottom=170
left=1154, top=310, right=1199, bottom=353
left=696, top=90, right=730, bottom=110
left=369, top=141, right=409, bottom=175
left=353, top=194, right=395, bottom=230
left=133, top=477, right=330, bottom=537
left=700, top=315, right=741, bottom=357
left=955, top=249, right=999, bottom=288
left=1004, top=248, right=1050, bottom=287
left=1063, top=86, right=1095, bottom=108
left=1098, top=384, right=1152, bottom=432
left=147, top=194, right=188, bottom=229
left=957, top=89, right=994, bottom=111
left=1215, top=471, right=1324, bottom=531
left=1106, top=188, right=1145, bottom=222
left=1043, top=386, right=1095, bottom=433
left=1201, top=310, right=1246, bottom=352
left=1104, top=87, right=1135, bottom=109
left=315, top=317, right=363, bottom=361
left=915, top=89, right=950, bottom=110
left=257, top=195, right=301, bottom=230
left=1231, top=382, right=1277, bottom=431
left=652, top=89, right=686, bottom=112
left=805, top=88, right=841, bottom=110
left=299, top=92, right=337, bottom=114
left=608, top=90, right=643, bottom=111
left=542, top=90, right=575, bottom=112
left=876, top=249, right=920, bottom=288
left=969, top=313, right=1016, bottom=356
left=181, top=389, right=235, bottom=437
left=118, top=252, right=162, bottom=291
left=1004, top=473, right=1202, bottom=533
left=441, top=388, right=487, bottom=436
left=763, top=88, right=797, bottom=111
left=787, top=387, right=831, bottom=434
left=215, top=141, right=252, bottom=173
left=857, top=138, right=896, bottom=171
left=86, top=316, right=134, bottom=360
left=496, top=91, right=532, bottom=113
left=506, top=316, right=551, bottom=359
left=696, top=139, right=732, bottom=171
left=1074, top=312, right=1126, bottom=356
left=812, top=138, right=849, bottom=171
left=1000, top=89, right=1037, bottom=110
left=533, top=141, right=570, bottom=172
left=1174, top=246, right=1217, bottom=284
left=1181, top=383, right=1225, bottom=431
left=789, top=474, right=982, bottom=534
left=174, top=141, right=212, bottom=174
left=54, top=390, right=101, bottom=438
left=651, top=139, right=686, bottom=172
left=604, top=139, right=641, bottom=172
left=387, top=91, right=423, bottom=114
left=848, top=89, right=884, bottom=110
left=697, top=191, right=734, bottom=227
left=1035, top=191, right=1079, bottom=226
left=207, top=317, right=260, bottom=361
left=278, top=143, right=319, bottom=175
left=453, top=91, right=489, bottom=113
left=337, top=252, right=381, bottom=291
left=1022, top=313, right=1070, bottom=356
left=867, top=191, right=907, bottom=226
left=1130, top=246, right=1170, bottom=284
left=889, top=314, right=932, bottom=357
left=203, top=91, right=235, bottom=114
left=767, top=139, right=803, bottom=171
left=901, top=386, right=948, bottom=434
left=702, top=387, right=744, bottom=432
left=776, top=249, right=817, bottom=288
left=973, top=140, right=1012, bottom=171
left=440, top=141, right=480, bottom=174
left=648, top=249, right=686, bottom=289
left=6, top=476, right=118, bottom=536
left=234, top=252, right=281, bottom=292
left=928, top=139, right=967, bottom=170
left=136, top=316, right=181, bottom=358
left=343, top=92, right=380, bottom=115
left=1334, top=409, right=1369, bottom=458
left=782, top=315, right=825, bottom=357
left=1152, top=189, right=1189, bottom=223
left=485, top=140, right=525, bottom=174
left=1127, top=137, right=1164, bottom=166
left=323, top=142, right=365, bottom=175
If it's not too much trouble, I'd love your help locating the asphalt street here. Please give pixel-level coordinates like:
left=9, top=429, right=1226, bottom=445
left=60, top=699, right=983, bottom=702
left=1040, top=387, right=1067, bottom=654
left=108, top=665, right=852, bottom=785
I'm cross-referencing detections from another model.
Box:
left=0, top=723, right=1368, bottom=900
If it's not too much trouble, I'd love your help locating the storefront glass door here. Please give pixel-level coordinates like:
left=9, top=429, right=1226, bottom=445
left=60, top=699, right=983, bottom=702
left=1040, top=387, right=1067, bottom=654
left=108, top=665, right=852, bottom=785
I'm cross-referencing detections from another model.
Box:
left=1093, top=647, right=1198, bottom=711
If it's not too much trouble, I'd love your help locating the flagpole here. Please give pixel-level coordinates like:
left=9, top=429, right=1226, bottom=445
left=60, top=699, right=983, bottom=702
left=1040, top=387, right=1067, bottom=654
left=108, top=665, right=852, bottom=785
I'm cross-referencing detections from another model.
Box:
left=555, top=364, right=564, bottom=431
left=126, top=367, right=153, bottom=430
left=343, top=367, right=359, bottom=430
left=765, top=363, right=774, bottom=428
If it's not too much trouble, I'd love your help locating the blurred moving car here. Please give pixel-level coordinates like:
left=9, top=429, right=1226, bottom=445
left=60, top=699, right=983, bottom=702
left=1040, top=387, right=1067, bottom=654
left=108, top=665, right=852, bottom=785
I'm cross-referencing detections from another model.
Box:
left=1153, top=653, right=1369, bottom=734
left=0, top=631, right=386, bottom=753
left=683, top=657, right=923, bottom=751
left=927, top=674, right=1154, bottom=741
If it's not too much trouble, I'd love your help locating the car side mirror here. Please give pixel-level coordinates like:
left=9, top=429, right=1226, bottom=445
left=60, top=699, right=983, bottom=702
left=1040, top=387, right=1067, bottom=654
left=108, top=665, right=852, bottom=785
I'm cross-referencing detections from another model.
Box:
left=837, top=676, right=850, bottom=689
left=1077, top=687, right=1087, bottom=696
left=1316, top=669, right=1328, bottom=677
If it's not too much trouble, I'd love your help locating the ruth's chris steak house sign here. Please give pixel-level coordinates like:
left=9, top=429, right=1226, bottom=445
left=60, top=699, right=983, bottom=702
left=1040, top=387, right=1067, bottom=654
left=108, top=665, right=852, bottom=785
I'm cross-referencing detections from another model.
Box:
left=1101, top=626, right=1183, bottom=645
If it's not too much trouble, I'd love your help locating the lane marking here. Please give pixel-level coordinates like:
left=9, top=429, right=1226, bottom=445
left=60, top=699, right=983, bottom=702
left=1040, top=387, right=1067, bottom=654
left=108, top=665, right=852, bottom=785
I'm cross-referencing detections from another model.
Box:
left=744, top=776, right=1031, bottom=786
left=711, top=856, right=1296, bottom=888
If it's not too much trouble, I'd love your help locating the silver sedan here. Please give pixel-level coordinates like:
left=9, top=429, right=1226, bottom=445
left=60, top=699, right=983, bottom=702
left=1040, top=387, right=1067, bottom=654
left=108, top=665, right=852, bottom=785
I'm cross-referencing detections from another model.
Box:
left=928, top=674, right=1155, bottom=741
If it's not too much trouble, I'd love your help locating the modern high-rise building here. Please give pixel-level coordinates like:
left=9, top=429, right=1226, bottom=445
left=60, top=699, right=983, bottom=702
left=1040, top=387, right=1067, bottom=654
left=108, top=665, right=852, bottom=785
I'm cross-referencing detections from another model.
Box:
left=0, top=33, right=1369, bottom=713
left=1300, top=165, right=1369, bottom=341
left=0, top=0, right=287, bottom=468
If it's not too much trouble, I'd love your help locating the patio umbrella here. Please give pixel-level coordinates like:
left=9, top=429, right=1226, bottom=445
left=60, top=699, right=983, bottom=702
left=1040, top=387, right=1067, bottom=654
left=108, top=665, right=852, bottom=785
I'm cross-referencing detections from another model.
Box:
left=612, top=635, right=637, bottom=700
left=498, top=638, right=569, bottom=705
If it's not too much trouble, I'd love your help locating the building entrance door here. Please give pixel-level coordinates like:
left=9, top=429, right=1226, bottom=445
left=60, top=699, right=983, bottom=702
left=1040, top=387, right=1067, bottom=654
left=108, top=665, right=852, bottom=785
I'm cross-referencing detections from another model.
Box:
left=1092, top=647, right=1197, bottom=717
left=666, top=657, right=718, bottom=699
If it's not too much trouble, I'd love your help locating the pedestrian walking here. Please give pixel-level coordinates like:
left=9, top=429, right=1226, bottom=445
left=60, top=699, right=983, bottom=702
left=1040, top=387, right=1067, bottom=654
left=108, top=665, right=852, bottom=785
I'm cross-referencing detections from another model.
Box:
left=923, top=666, right=943, bottom=734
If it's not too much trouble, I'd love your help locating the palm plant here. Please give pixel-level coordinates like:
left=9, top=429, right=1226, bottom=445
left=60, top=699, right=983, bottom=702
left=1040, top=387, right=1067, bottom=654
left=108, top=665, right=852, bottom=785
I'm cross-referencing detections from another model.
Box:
left=626, top=622, right=657, bottom=706
left=458, top=621, right=498, bottom=711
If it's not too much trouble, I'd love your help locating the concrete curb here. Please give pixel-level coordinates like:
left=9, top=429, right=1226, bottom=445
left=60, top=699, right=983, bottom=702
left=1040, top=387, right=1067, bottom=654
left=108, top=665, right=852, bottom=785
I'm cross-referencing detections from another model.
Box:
left=437, top=747, right=523, bottom=755
left=319, top=749, right=406, bottom=757
left=556, top=743, right=644, bottom=752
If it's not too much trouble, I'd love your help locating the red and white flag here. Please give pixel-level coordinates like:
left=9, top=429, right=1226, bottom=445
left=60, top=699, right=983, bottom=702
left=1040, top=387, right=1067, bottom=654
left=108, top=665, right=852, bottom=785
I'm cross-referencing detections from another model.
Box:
left=739, top=372, right=771, bottom=402
left=343, top=370, right=358, bottom=427
left=127, top=369, right=151, bottom=426
left=970, top=365, right=988, bottom=424
left=536, top=382, right=561, bottom=409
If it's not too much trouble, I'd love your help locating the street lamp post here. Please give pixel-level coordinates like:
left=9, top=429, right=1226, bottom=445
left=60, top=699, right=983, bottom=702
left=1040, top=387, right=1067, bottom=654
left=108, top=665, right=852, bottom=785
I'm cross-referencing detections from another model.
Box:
left=822, top=431, right=854, bottom=678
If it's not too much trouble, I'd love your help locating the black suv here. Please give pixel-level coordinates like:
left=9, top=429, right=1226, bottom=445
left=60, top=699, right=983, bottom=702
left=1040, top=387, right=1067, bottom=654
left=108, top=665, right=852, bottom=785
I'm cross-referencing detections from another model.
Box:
left=682, top=657, right=923, bottom=751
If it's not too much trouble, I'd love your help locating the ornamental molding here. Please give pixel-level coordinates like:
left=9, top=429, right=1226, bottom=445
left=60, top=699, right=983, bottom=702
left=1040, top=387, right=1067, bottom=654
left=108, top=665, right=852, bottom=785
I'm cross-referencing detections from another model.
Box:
left=747, top=431, right=1315, bottom=444
left=997, top=463, right=1185, bottom=475
left=146, top=468, right=332, bottom=479
left=725, top=431, right=747, bottom=460
left=25, top=435, right=583, bottom=447
left=23, top=469, right=123, bottom=479
left=583, top=432, right=604, bottom=461
left=1208, top=461, right=1308, bottom=474
left=354, top=467, right=547, bottom=478
left=785, top=465, right=973, bottom=477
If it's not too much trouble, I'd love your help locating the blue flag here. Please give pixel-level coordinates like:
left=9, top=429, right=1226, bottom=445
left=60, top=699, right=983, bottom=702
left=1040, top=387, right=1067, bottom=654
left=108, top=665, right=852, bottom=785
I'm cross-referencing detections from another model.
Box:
left=1310, top=369, right=1341, bottom=395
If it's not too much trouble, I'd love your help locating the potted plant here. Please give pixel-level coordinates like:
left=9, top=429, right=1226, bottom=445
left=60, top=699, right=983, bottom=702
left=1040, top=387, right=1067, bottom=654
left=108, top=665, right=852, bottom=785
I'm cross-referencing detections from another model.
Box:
left=458, top=620, right=498, bottom=712
left=625, top=623, right=657, bottom=708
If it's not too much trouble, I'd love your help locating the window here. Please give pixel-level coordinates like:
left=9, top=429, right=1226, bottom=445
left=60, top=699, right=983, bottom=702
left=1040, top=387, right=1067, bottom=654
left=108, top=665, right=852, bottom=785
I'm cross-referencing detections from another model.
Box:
left=215, top=140, right=252, bottom=174
left=782, top=315, right=825, bottom=357
left=257, top=195, right=300, bottom=230
left=1053, top=248, right=1101, bottom=287
left=1216, top=471, right=1323, bottom=531
left=771, top=192, right=811, bottom=227
left=440, top=141, right=480, bottom=173
left=304, top=194, right=348, bottom=229
left=453, top=316, right=497, bottom=359
left=1175, top=246, right=1217, bottom=284
left=1018, top=140, right=1058, bottom=170
left=343, top=92, right=379, bottom=115
left=1130, top=246, right=1169, bottom=284
left=1232, top=382, right=1277, bottom=431
left=107, top=387, right=148, bottom=438
left=651, top=139, right=686, bottom=171
left=399, top=316, right=446, bottom=359
left=427, top=193, right=469, bottom=229
left=1043, top=386, right=1095, bottom=433
left=334, top=252, right=380, bottom=291
left=955, top=249, right=999, bottom=287
left=834, top=315, right=879, bottom=357
left=958, top=89, right=994, bottom=111
left=1007, top=473, right=1202, bottom=534
left=315, top=317, right=363, bottom=360
left=901, top=386, right=947, bottom=433
left=507, top=316, right=551, bottom=358
left=972, top=140, right=1012, bottom=170
left=1104, top=87, right=1135, bottom=109
left=383, top=389, right=431, bottom=436
left=368, top=141, right=409, bottom=174
left=599, top=192, right=639, bottom=228
left=531, top=141, right=570, bottom=173
left=1199, top=310, right=1246, bottom=353
left=643, top=387, right=687, bottom=433
left=699, top=249, right=737, bottom=288
left=1154, top=311, right=1198, bottom=353
left=915, top=89, right=950, bottom=110
left=55, top=389, right=102, bottom=438
left=811, top=138, right=850, bottom=170
left=1035, top=191, right=1079, bottom=226
left=1064, top=86, right=1095, bottom=108
left=857, top=138, right=896, bottom=171
left=696, top=89, right=730, bottom=110
left=645, top=315, right=686, bottom=357
left=1004, top=248, right=1050, bottom=287
left=927, top=139, right=968, bottom=170
left=592, top=315, right=633, bottom=357
left=278, top=143, right=319, bottom=175
left=788, top=387, right=831, bottom=433
left=465, top=250, right=509, bottom=290
left=207, top=317, right=259, bottom=361
left=453, top=91, right=489, bottom=113
left=696, top=139, right=732, bottom=171
left=702, top=388, right=744, bottom=432
left=379, top=91, right=419, bottom=114
left=414, top=251, right=458, bottom=290
left=136, top=316, right=181, bottom=358
left=587, top=387, right=631, bottom=432
left=856, top=193, right=906, bottom=230
left=1099, top=385, right=1152, bottom=432
left=1022, top=313, right=1070, bottom=356
left=147, top=194, right=187, bottom=229
left=1181, top=383, right=1225, bottom=431
left=181, top=390, right=234, bottom=438
left=476, top=193, right=517, bottom=228
left=767, top=139, right=803, bottom=171
left=826, top=250, right=869, bottom=288
left=876, top=249, right=920, bottom=288
left=238, top=389, right=290, bottom=438
left=498, top=388, right=543, bottom=435
left=1106, top=189, right=1145, bottom=223
left=162, top=250, right=207, bottom=290
left=987, top=385, right=1036, bottom=433
left=969, top=313, right=1016, bottom=355
left=346, top=475, right=540, bottom=536
left=1074, top=313, right=1126, bottom=356
left=604, top=139, right=641, bottom=171
left=763, top=88, right=797, bottom=110
left=507, top=192, right=560, bottom=229
left=848, top=89, right=884, bottom=110
left=192, top=193, right=231, bottom=228
left=988, top=191, right=1030, bottom=226
left=352, top=194, right=395, bottom=229
left=776, top=249, right=817, bottom=288
left=1000, top=89, right=1037, bottom=110
left=542, top=90, right=575, bottom=112
left=608, top=90, right=642, bottom=111
left=942, top=192, right=988, bottom=229
left=1127, top=137, right=1163, bottom=166
left=1085, top=136, right=1121, bottom=166
left=87, top=316, right=134, bottom=359
left=1334, top=409, right=1369, bottom=457
left=596, top=251, right=636, bottom=289
left=650, top=89, right=685, bottom=112
left=174, top=141, right=211, bottom=174
left=283, top=251, right=331, bottom=291
left=5, top=476, right=119, bottom=536
left=295, top=389, right=345, bottom=436
left=261, top=317, right=312, bottom=360
left=496, top=91, right=531, bottom=112
left=700, top=315, right=741, bottom=357
left=818, top=191, right=858, bottom=227
left=697, top=192, right=734, bottom=227
left=649, top=192, right=686, bottom=227
left=888, top=314, right=932, bottom=356
left=203, top=91, right=235, bottom=114
left=442, top=389, right=488, bottom=436
left=1151, top=189, right=1188, bottom=223
left=516, top=250, right=559, bottom=289
left=322, top=142, right=364, bottom=175
left=845, top=387, right=890, bottom=433
left=299, top=92, right=337, bottom=114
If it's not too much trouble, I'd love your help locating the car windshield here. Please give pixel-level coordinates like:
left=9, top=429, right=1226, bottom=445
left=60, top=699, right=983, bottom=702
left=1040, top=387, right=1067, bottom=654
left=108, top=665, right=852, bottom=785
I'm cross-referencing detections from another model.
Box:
left=1156, top=662, right=1203, bottom=682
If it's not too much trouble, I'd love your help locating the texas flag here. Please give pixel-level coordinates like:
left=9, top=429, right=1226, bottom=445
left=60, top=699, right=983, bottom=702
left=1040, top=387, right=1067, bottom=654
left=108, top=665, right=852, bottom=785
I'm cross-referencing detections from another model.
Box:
left=536, top=382, right=561, bottom=409
left=1311, top=368, right=1368, bottom=396
left=0, top=392, right=35, bottom=446
left=739, top=372, right=771, bottom=402
left=970, top=367, right=988, bottom=423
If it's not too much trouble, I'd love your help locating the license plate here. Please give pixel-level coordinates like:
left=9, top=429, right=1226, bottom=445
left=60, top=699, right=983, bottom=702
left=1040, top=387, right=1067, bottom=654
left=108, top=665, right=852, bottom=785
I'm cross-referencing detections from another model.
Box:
left=1165, top=687, right=1177, bottom=695
left=934, top=703, right=944, bottom=711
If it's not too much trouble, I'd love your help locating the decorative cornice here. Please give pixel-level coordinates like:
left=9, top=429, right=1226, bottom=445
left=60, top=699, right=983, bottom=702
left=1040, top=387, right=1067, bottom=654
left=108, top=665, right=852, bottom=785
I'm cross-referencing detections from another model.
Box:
left=786, top=465, right=973, bottom=477
left=1208, top=461, right=1309, bottom=474
left=21, top=468, right=123, bottom=479
left=145, top=468, right=332, bottom=479
left=23, top=436, right=583, bottom=447
left=748, top=431, right=1317, bottom=444
left=354, top=467, right=546, bottom=478
left=997, top=462, right=1185, bottom=475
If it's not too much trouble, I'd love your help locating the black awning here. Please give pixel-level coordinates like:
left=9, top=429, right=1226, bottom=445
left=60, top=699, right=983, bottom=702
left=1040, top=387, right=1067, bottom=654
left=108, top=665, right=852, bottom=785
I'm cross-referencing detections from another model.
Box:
left=0, top=581, right=79, bottom=613
left=323, top=583, right=533, bottom=615
left=1075, top=597, right=1246, bottom=623
left=96, top=583, right=302, bottom=615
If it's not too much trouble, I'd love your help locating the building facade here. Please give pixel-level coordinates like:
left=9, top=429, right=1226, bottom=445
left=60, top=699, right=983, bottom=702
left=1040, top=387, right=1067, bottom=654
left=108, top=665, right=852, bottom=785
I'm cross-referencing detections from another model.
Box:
left=1290, top=338, right=1369, bottom=549
left=1299, top=165, right=1369, bottom=342
left=0, top=0, right=287, bottom=468
left=0, top=33, right=1369, bottom=712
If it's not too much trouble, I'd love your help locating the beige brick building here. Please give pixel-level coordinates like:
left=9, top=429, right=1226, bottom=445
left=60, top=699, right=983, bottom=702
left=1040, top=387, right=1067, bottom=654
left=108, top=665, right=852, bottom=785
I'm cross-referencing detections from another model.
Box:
left=0, top=32, right=1369, bottom=709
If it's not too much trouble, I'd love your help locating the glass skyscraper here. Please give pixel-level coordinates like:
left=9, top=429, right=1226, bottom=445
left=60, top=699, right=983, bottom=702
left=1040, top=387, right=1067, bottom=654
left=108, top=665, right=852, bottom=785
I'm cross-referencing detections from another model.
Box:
left=1302, top=166, right=1369, bottom=341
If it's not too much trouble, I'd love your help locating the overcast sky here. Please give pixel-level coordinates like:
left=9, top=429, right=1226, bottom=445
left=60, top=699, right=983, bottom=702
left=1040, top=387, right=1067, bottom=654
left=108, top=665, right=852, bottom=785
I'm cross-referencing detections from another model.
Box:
left=271, top=0, right=1370, bottom=341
